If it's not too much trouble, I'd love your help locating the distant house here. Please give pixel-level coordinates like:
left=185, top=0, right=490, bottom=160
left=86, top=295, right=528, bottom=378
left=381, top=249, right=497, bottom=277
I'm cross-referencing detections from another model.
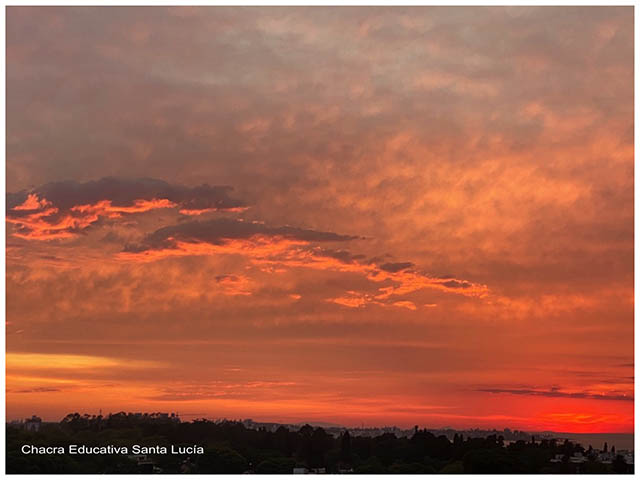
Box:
left=128, top=454, right=159, bottom=473
left=24, top=415, right=42, bottom=432
left=598, top=452, right=614, bottom=464
left=569, top=453, right=587, bottom=464
left=292, top=467, right=326, bottom=474
left=617, top=451, right=635, bottom=465
left=128, top=454, right=149, bottom=464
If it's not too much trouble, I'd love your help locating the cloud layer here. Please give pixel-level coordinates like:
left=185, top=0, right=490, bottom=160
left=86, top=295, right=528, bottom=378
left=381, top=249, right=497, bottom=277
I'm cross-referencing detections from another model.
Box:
left=6, top=6, right=633, bottom=432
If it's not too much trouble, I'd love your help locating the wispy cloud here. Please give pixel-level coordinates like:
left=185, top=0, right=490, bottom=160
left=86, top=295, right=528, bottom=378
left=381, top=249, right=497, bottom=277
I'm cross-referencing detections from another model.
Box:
left=478, top=387, right=633, bottom=402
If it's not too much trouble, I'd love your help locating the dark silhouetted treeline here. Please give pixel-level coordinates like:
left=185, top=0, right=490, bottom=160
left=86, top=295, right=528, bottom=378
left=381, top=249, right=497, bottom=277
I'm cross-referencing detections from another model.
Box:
left=6, top=413, right=634, bottom=474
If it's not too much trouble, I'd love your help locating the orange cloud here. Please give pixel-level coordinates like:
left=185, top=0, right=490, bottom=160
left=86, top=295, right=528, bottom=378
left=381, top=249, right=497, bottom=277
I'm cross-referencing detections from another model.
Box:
left=6, top=178, right=247, bottom=239
left=71, top=198, right=176, bottom=217
left=12, top=193, right=51, bottom=211
left=7, top=195, right=176, bottom=240
left=117, top=218, right=490, bottom=309
left=179, top=206, right=249, bottom=216
left=215, top=274, right=253, bottom=296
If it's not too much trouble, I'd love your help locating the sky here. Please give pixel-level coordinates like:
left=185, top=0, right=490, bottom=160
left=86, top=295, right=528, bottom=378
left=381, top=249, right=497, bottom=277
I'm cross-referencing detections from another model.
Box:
left=6, top=6, right=634, bottom=433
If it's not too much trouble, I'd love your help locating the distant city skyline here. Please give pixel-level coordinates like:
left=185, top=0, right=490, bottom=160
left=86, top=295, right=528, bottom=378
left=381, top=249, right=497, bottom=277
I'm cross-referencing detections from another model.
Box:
left=7, top=412, right=635, bottom=453
left=6, top=411, right=635, bottom=436
left=6, top=6, right=633, bottom=434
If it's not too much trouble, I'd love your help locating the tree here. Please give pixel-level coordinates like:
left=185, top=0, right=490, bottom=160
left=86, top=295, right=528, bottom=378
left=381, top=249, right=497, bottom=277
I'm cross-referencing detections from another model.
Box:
left=612, top=455, right=628, bottom=474
left=463, top=448, right=525, bottom=474
left=255, top=457, right=296, bottom=473
left=389, top=462, right=432, bottom=473
left=355, top=456, right=386, bottom=474
left=274, top=426, right=293, bottom=456
left=196, top=445, right=248, bottom=474
left=439, top=461, right=464, bottom=474
left=310, top=427, right=332, bottom=468
left=339, top=430, right=352, bottom=462
left=297, top=424, right=314, bottom=467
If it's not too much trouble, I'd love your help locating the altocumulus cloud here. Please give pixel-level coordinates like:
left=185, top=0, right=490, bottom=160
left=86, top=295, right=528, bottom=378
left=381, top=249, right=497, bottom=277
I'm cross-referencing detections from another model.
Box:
left=122, top=218, right=360, bottom=254
left=6, top=177, right=246, bottom=239
left=6, top=176, right=490, bottom=310
left=119, top=216, right=489, bottom=305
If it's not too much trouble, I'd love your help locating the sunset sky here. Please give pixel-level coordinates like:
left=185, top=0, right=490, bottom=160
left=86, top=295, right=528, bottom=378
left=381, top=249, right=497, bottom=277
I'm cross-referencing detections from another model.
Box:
left=6, top=6, right=633, bottom=433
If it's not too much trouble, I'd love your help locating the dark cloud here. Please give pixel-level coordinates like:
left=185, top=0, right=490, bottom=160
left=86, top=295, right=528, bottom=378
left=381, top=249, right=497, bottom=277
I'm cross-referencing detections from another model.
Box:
left=8, top=177, right=245, bottom=211
left=442, top=280, right=472, bottom=289
left=478, top=387, right=633, bottom=402
left=379, top=262, right=414, bottom=273
left=14, top=387, right=62, bottom=393
left=123, top=218, right=359, bottom=253
left=313, top=248, right=366, bottom=264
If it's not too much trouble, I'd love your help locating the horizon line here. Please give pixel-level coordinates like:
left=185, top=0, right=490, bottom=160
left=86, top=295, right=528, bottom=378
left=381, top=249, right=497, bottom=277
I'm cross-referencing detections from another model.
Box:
left=7, top=413, right=634, bottom=436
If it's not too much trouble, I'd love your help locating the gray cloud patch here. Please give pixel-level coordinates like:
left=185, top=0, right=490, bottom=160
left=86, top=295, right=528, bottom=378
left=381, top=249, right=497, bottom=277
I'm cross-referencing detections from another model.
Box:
left=379, top=262, right=414, bottom=273
left=442, top=280, right=472, bottom=289
left=313, top=248, right=366, bottom=264
left=14, top=387, right=62, bottom=393
left=123, top=218, right=359, bottom=253
left=478, top=387, right=633, bottom=402
left=8, top=177, right=245, bottom=212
